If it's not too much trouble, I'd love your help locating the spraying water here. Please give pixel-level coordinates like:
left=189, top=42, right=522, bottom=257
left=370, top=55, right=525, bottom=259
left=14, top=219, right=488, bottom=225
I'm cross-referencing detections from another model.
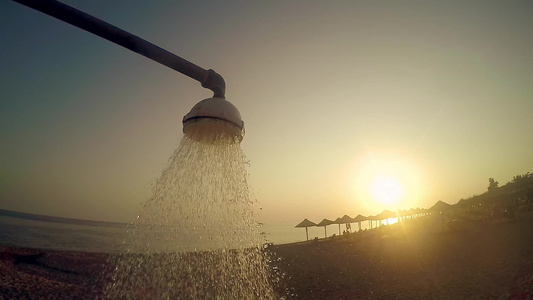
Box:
left=7, top=2, right=276, bottom=297
left=104, top=132, right=276, bottom=298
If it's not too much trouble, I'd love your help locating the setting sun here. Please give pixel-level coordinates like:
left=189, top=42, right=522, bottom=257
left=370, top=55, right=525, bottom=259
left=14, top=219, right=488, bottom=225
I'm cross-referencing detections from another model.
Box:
left=347, top=153, right=426, bottom=212
left=370, top=175, right=404, bottom=205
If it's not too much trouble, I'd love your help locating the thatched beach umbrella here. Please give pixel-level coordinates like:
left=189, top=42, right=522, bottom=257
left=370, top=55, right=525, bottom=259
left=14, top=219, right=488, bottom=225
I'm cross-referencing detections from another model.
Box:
left=418, top=208, right=429, bottom=217
left=430, top=201, right=452, bottom=214
left=295, top=218, right=317, bottom=241
left=430, top=201, right=453, bottom=228
left=339, top=215, right=355, bottom=232
left=378, top=210, right=397, bottom=225
left=368, top=215, right=379, bottom=228
left=316, top=219, right=334, bottom=238
left=353, top=214, right=367, bottom=231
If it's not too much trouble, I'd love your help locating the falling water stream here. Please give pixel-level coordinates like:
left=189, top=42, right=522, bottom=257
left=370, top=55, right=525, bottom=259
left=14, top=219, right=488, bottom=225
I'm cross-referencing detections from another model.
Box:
left=104, top=134, right=276, bottom=299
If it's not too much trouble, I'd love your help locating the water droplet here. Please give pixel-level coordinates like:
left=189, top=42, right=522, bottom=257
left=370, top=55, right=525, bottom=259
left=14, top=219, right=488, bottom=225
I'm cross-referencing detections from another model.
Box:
left=104, top=135, right=275, bottom=298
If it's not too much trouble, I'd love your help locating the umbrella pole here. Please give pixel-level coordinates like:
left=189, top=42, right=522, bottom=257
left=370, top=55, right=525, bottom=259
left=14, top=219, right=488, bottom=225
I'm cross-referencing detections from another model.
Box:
left=338, top=224, right=341, bottom=235
left=306, top=227, right=309, bottom=241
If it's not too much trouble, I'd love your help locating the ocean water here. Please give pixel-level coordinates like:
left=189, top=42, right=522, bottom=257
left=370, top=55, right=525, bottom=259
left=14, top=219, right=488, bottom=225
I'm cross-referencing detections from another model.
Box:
left=0, top=215, right=127, bottom=252
left=0, top=215, right=318, bottom=252
left=0, top=214, right=376, bottom=252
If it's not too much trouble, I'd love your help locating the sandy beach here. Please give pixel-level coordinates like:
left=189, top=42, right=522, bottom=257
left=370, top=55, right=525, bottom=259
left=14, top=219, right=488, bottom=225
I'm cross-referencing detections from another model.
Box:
left=1, top=211, right=532, bottom=299
left=269, top=210, right=533, bottom=299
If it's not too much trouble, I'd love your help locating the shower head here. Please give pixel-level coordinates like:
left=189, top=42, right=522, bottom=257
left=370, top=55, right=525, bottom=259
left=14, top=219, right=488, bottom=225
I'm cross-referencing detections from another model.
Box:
left=11, top=0, right=243, bottom=142
left=11, top=1, right=240, bottom=143
left=183, top=97, right=245, bottom=143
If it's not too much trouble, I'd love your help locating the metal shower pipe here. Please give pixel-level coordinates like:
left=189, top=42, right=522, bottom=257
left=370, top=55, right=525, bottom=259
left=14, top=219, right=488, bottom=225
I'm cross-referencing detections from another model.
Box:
left=11, top=0, right=226, bottom=98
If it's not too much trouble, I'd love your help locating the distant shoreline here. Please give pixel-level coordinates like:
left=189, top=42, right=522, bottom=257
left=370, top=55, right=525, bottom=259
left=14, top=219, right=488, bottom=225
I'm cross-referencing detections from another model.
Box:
left=0, top=209, right=127, bottom=228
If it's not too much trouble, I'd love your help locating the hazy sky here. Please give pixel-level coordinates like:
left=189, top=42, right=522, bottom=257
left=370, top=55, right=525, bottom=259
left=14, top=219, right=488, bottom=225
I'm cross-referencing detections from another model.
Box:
left=1, top=0, right=532, bottom=225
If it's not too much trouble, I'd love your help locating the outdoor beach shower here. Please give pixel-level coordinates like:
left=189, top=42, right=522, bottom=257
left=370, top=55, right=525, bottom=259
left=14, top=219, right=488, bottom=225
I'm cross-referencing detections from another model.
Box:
left=13, top=0, right=245, bottom=143
left=183, top=96, right=244, bottom=143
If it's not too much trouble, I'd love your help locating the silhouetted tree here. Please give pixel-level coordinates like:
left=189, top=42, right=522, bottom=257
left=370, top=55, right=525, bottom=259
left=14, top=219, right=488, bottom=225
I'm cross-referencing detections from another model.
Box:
left=512, top=172, right=532, bottom=186
left=488, top=178, right=499, bottom=191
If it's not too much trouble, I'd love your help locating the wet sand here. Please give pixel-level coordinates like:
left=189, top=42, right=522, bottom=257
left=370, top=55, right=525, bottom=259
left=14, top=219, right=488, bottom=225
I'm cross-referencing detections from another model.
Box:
left=1, top=211, right=532, bottom=299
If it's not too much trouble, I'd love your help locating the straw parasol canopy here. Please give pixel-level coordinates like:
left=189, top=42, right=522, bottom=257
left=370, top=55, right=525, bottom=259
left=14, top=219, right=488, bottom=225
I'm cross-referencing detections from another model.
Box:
left=339, top=215, right=355, bottom=232
left=430, top=201, right=453, bottom=213
left=316, top=219, right=334, bottom=238
left=295, top=218, right=317, bottom=241
left=353, top=214, right=367, bottom=231
left=339, top=215, right=354, bottom=223
left=379, top=210, right=396, bottom=219
left=368, top=214, right=380, bottom=228
left=378, top=210, right=397, bottom=224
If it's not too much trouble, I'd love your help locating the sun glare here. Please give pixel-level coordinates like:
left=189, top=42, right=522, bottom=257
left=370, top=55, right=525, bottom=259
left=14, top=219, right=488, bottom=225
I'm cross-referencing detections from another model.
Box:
left=347, top=153, right=425, bottom=212
left=370, top=175, right=404, bottom=205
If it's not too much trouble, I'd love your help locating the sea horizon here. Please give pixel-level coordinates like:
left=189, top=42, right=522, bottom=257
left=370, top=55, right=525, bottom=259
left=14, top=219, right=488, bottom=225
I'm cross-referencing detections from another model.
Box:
left=0, top=209, right=324, bottom=252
